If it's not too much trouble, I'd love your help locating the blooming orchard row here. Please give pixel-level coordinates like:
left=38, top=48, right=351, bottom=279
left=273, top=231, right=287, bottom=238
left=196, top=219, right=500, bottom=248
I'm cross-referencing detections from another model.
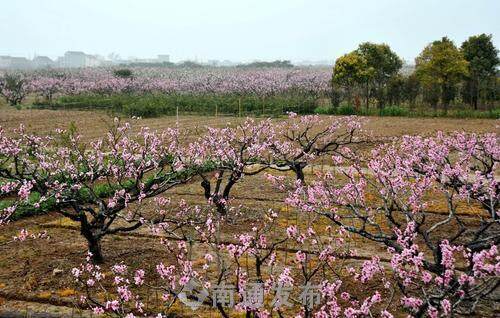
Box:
left=0, top=114, right=498, bottom=317
left=0, top=67, right=332, bottom=105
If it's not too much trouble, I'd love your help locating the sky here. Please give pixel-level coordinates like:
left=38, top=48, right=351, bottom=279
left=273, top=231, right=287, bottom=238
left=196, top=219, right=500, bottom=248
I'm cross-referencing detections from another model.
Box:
left=1, top=0, right=499, bottom=63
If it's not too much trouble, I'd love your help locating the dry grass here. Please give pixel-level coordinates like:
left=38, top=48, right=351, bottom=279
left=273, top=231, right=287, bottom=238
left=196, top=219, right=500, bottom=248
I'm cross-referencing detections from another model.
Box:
left=0, top=104, right=497, bottom=142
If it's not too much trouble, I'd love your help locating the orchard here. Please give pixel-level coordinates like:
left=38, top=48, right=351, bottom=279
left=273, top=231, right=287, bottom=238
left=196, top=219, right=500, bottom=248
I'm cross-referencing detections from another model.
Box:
left=0, top=113, right=497, bottom=317
left=0, top=1, right=498, bottom=316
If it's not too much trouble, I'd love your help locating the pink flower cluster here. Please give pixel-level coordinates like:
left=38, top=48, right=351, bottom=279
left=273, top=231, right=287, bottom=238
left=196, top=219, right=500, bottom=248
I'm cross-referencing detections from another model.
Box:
left=1, top=116, right=497, bottom=317
left=19, top=67, right=333, bottom=99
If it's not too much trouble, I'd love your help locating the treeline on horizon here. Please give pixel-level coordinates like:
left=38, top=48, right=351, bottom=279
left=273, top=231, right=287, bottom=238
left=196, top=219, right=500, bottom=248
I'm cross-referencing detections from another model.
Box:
left=122, top=60, right=295, bottom=68
left=1, top=34, right=499, bottom=118
left=329, top=33, right=499, bottom=114
left=58, top=33, right=500, bottom=118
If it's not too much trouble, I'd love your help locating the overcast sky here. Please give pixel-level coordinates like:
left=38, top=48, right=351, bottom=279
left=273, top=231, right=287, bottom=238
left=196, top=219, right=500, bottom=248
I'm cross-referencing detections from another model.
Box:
left=1, top=0, right=499, bottom=62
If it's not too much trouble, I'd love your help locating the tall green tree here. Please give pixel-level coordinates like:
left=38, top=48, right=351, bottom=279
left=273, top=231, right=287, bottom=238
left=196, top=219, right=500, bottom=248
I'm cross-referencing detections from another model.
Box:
left=332, top=52, right=369, bottom=106
left=386, top=74, right=404, bottom=106
left=401, top=73, right=421, bottom=108
left=460, top=34, right=499, bottom=109
left=356, top=42, right=403, bottom=109
left=415, top=37, right=468, bottom=113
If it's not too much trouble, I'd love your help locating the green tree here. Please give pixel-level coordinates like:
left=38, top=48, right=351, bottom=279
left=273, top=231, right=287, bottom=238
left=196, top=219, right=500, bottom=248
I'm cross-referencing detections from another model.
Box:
left=113, top=68, right=134, bottom=78
left=415, top=37, right=468, bottom=113
left=386, top=74, right=404, bottom=106
left=422, top=82, right=440, bottom=109
left=356, top=42, right=402, bottom=109
left=461, top=34, right=499, bottom=109
left=0, top=74, right=27, bottom=106
left=401, top=73, right=421, bottom=108
left=332, top=52, right=369, bottom=106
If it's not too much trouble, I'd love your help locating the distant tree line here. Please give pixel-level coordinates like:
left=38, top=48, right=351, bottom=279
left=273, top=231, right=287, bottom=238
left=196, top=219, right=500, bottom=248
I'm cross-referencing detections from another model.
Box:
left=237, top=60, right=294, bottom=68
left=119, top=60, right=295, bottom=69
left=122, top=61, right=196, bottom=68
left=331, top=34, right=499, bottom=113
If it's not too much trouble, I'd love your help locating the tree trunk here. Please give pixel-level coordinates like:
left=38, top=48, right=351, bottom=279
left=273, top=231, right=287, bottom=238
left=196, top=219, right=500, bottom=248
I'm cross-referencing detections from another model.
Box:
left=441, top=84, right=449, bottom=115
left=201, top=179, right=211, bottom=201
left=365, top=82, right=369, bottom=110
left=214, top=200, right=227, bottom=215
left=222, top=176, right=237, bottom=201
left=377, top=87, right=385, bottom=110
left=346, top=87, right=352, bottom=106
left=80, top=217, right=104, bottom=264
left=472, top=79, right=478, bottom=110
left=201, top=178, right=237, bottom=215
left=292, top=164, right=306, bottom=183
left=87, top=235, right=104, bottom=264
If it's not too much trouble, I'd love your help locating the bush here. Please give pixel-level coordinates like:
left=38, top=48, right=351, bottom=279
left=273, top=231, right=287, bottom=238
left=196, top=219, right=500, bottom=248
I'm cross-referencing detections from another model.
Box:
left=314, top=105, right=334, bottom=114
left=41, top=93, right=319, bottom=117
left=0, top=192, right=56, bottom=220
left=123, top=101, right=165, bottom=117
left=34, top=93, right=499, bottom=119
left=489, top=108, right=500, bottom=119
left=336, top=104, right=357, bottom=115
left=379, top=105, right=409, bottom=117
left=448, top=108, right=500, bottom=119
left=113, top=69, right=133, bottom=78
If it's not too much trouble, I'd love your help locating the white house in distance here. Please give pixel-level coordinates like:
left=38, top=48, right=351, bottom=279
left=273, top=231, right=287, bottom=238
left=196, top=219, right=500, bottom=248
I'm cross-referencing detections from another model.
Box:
left=123, top=54, right=171, bottom=64
left=56, top=51, right=84, bottom=68
left=0, top=56, right=32, bottom=69
left=56, top=51, right=102, bottom=68
left=157, top=54, right=170, bottom=63
left=32, top=56, right=54, bottom=68
left=0, top=56, right=11, bottom=68
left=0, top=52, right=172, bottom=69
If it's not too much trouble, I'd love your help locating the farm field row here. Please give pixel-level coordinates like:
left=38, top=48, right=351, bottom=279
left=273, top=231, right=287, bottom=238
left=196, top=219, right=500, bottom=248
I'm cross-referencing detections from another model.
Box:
left=0, top=105, right=496, bottom=141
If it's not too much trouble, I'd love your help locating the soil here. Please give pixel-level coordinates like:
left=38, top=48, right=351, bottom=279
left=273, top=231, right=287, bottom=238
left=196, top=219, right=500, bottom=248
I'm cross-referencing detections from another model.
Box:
left=0, top=106, right=498, bottom=317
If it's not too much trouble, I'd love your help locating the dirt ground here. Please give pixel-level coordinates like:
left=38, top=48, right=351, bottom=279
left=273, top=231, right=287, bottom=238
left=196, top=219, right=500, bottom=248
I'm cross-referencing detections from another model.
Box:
left=0, top=105, right=497, bottom=141
left=0, top=105, right=498, bottom=317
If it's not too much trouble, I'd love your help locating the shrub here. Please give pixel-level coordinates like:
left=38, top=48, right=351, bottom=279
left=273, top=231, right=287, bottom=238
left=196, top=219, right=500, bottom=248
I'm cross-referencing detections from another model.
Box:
left=450, top=108, right=500, bottom=119
left=379, top=105, right=409, bottom=116
left=336, top=104, right=357, bottom=115
left=0, top=192, right=57, bottom=220
left=113, top=69, right=133, bottom=78
left=122, top=100, right=159, bottom=117
left=42, top=93, right=319, bottom=117
left=314, top=105, right=334, bottom=114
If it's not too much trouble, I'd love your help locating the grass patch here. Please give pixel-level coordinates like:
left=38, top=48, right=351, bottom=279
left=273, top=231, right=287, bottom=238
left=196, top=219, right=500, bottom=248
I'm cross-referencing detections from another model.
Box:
left=336, top=104, right=357, bottom=115
left=313, top=104, right=499, bottom=119
left=379, top=105, right=409, bottom=117
left=34, top=93, right=320, bottom=117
